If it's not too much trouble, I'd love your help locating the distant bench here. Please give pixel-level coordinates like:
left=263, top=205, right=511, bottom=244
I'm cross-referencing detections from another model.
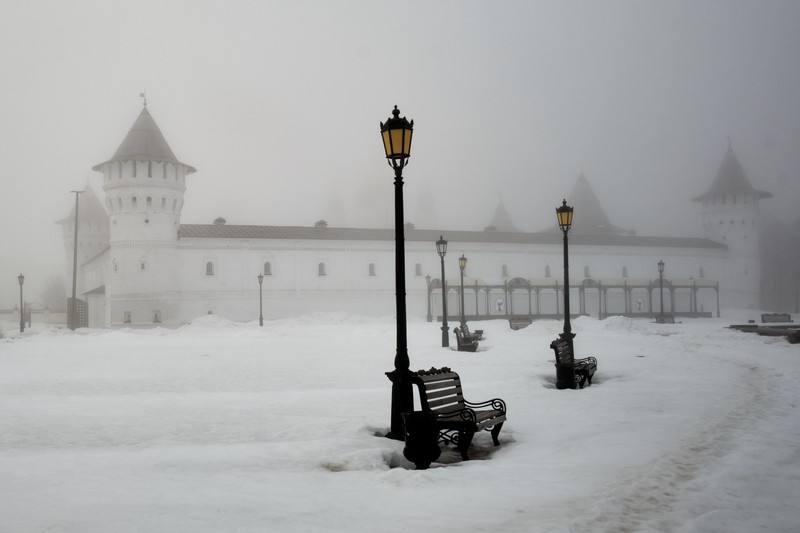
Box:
left=412, top=367, right=506, bottom=460
left=655, top=315, right=676, bottom=324
left=454, top=325, right=480, bottom=352
left=761, top=313, right=793, bottom=323
left=550, top=337, right=597, bottom=389
left=509, top=317, right=532, bottom=330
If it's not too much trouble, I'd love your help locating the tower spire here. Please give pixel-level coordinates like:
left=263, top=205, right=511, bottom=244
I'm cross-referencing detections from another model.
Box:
left=139, top=91, right=147, bottom=107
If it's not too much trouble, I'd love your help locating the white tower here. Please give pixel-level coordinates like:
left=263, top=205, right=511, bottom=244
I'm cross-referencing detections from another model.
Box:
left=693, top=141, right=771, bottom=309
left=92, top=102, right=195, bottom=326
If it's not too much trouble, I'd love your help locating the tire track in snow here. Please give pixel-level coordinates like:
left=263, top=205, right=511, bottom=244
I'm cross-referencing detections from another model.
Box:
left=567, top=360, right=765, bottom=533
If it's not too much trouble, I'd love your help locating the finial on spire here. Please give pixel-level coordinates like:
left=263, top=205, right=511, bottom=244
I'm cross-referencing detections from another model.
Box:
left=140, top=92, right=147, bottom=107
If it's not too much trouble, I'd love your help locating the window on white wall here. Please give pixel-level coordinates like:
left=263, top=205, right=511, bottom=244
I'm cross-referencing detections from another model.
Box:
left=124, top=311, right=132, bottom=324
left=369, top=263, right=376, bottom=277
left=415, top=263, right=422, bottom=276
left=502, top=264, right=509, bottom=277
left=584, top=266, right=591, bottom=278
left=206, top=262, right=215, bottom=276
left=545, top=265, right=551, bottom=278
left=318, top=262, right=326, bottom=276
left=264, top=262, right=272, bottom=276
left=622, top=266, right=628, bottom=278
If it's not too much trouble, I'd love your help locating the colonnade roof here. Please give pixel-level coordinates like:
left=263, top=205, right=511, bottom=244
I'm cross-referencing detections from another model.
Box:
left=178, top=224, right=726, bottom=250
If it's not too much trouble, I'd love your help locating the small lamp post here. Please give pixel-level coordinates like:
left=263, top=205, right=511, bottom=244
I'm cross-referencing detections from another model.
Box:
left=658, top=260, right=665, bottom=321
left=18, top=274, right=25, bottom=333
left=436, top=236, right=449, bottom=347
left=556, top=199, right=575, bottom=389
left=257, top=273, right=264, bottom=326
left=380, top=105, right=414, bottom=440
left=458, top=254, right=468, bottom=329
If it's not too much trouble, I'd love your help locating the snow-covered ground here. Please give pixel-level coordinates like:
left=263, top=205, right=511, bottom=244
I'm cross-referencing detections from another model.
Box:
left=1, top=311, right=798, bottom=532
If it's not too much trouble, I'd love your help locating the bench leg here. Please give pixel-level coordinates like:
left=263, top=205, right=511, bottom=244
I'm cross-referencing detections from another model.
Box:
left=457, top=429, right=475, bottom=461
left=490, top=422, right=504, bottom=447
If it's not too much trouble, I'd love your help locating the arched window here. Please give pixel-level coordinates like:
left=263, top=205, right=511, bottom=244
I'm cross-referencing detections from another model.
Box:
left=369, top=263, right=376, bottom=277
left=622, top=266, right=628, bottom=278
left=415, top=263, right=422, bottom=276
left=502, top=264, right=509, bottom=277
left=206, top=261, right=214, bottom=275
left=318, top=262, right=326, bottom=276
left=147, top=161, right=152, bottom=178
left=264, top=262, right=272, bottom=276
left=699, top=266, right=705, bottom=278
left=172, top=199, right=177, bottom=213
left=146, top=197, right=152, bottom=210
left=132, top=161, right=137, bottom=178
left=584, top=266, right=591, bottom=278
left=545, top=265, right=551, bottom=278
left=161, top=197, right=166, bottom=211
left=162, top=163, right=167, bottom=179
left=131, top=196, right=137, bottom=211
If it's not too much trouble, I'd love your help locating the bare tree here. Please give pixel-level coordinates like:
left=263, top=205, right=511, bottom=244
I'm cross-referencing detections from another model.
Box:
left=40, top=275, right=68, bottom=312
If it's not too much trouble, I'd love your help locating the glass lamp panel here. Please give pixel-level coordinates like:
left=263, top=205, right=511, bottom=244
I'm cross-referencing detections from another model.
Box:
left=381, top=130, right=392, bottom=158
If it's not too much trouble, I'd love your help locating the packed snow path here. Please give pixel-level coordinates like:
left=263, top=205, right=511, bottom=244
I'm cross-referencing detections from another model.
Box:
left=1, top=312, right=798, bottom=532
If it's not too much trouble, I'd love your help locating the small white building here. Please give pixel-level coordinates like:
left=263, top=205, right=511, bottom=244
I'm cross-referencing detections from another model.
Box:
left=60, top=105, right=767, bottom=328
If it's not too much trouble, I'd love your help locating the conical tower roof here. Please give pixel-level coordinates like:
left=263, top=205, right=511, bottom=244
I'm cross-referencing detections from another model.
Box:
left=560, top=173, right=627, bottom=235
left=692, top=141, right=770, bottom=202
left=485, top=199, right=519, bottom=232
left=55, top=186, right=108, bottom=224
left=92, top=105, right=195, bottom=172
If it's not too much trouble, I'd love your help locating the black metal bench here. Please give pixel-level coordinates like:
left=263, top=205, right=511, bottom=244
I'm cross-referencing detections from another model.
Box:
left=453, top=326, right=479, bottom=352
left=655, top=315, right=675, bottom=324
left=762, top=313, right=793, bottom=323
left=508, top=317, right=532, bottom=330
left=550, top=338, right=597, bottom=389
left=411, top=367, right=507, bottom=460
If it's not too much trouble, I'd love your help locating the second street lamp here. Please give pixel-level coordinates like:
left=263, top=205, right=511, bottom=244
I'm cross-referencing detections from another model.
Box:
left=436, top=236, right=449, bottom=347
left=556, top=199, right=576, bottom=389
left=380, top=105, right=414, bottom=440
left=258, top=273, right=264, bottom=326
left=18, top=274, right=25, bottom=333
left=458, top=254, right=467, bottom=330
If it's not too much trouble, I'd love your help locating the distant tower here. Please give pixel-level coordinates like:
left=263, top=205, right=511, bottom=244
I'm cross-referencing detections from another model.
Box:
left=92, top=102, right=195, bottom=326
left=93, top=104, right=195, bottom=243
left=693, top=141, right=771, bottom=309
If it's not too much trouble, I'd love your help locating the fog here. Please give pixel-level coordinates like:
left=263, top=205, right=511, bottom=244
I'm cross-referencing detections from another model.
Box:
left=2, top=1, right=799, bottom=307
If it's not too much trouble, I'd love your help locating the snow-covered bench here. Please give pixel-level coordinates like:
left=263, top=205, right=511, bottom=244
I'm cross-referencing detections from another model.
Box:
left=453, top=326, right=479, bottom=352
left=508, top=317, right=532, bottom=330
left=411, top=367, right=506, bottom=460
left=550, top=337, right=597, bottom=389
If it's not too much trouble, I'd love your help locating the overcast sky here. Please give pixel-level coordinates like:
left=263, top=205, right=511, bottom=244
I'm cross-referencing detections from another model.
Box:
left=1, top=0, right=799, bottom=307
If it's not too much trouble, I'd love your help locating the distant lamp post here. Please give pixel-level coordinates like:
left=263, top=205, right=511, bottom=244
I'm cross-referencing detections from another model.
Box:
left=436, top=236, right=449, bottom=347
left=556, top=199, right=575, bottom=389
left=18, top=273, right=25, bottom=333
left=658, top=259, right=665, bottom=320
left=257, top=273, right=264, bottom=326
left=458, top=254, right=468, bottom=329
left=69, top=190, right=83, bottom=330
left=380, top=105, right=414, bottom=440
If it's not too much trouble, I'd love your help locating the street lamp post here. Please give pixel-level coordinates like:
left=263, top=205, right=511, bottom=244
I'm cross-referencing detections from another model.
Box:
left=658, top=260, right=665, bottom=321
left=436, top=236, right=449, bottom=347
left=18, top=274, right=25, bottom=333
left=458, top=254, right=468, bottom=330
left=257, top=273, right=264, bottom=326
left=380, top=105, right=414, bottom=440
left=69, top=190, right=83, bottom=330
left=556, top=199, right=575, bottom=389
